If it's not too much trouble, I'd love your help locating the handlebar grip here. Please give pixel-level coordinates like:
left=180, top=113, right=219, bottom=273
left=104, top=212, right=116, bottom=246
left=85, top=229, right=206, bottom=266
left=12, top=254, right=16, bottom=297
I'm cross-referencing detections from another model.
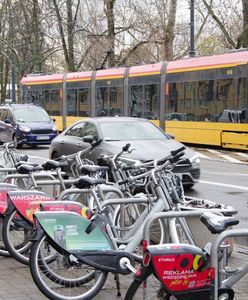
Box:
left=122, top=143, right=131, bottom=152
left=91, top=139, right=103, bottom=148
left=118, top=178, right=129, bottom=185
left=170, top=146, right=186, bottom=157
left=122, top=165, right=134, bottom=171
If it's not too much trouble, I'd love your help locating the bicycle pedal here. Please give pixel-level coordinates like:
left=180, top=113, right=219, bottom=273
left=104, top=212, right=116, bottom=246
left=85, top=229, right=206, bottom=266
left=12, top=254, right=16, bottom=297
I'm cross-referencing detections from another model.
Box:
left=69, top=254, right=79, bottom=264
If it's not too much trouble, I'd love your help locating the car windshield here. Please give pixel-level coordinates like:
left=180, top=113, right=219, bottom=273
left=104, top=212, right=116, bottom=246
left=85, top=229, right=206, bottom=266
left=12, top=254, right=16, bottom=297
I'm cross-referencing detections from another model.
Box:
left=14, top=107, right=50, bottom=123
left=100, top=121, right=167, bottom=141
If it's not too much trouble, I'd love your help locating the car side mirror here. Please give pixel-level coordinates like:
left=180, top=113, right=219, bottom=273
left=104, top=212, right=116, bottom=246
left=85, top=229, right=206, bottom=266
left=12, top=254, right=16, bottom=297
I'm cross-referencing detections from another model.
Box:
left=4, top=119, right=11, bottom=124
left=82, top=135, right=94, bottom=144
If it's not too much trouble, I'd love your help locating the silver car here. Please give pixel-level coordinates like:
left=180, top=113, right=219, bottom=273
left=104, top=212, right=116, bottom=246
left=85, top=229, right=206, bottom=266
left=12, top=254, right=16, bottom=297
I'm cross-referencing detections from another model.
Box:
left=49, top=117, right=200, bottom=188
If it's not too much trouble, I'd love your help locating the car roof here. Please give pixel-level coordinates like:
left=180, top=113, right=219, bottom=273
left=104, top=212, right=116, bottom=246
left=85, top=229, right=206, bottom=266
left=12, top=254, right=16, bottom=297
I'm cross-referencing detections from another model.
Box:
left=79, top=117, right=149, bottom=124
left=0, top=103, right=41, bottom=110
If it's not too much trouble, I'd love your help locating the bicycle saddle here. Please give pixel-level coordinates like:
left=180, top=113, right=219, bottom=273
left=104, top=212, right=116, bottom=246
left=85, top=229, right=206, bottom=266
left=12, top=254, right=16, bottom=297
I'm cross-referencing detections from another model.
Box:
left=200, top=212, right=239, bottom=234
left=42, top=160, right=68, bottom=171
left=15, top=161, right=39, bottom=168
left=17, top=164, right=43, bottom=174
left=79, top=165, right=109, bottom=175
left=74, top=176, right=106, bottom=189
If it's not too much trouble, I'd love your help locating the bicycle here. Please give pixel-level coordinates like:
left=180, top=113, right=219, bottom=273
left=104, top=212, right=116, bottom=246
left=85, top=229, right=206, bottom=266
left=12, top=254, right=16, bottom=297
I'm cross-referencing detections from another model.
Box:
left=28, top=147, right=211, bottom=300
left=124, top=210, right=246, bottom=300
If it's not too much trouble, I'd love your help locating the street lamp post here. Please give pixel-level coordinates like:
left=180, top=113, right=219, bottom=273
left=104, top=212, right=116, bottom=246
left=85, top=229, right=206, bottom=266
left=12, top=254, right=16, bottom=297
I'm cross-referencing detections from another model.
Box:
left=9, top=1, right=16, bottom=103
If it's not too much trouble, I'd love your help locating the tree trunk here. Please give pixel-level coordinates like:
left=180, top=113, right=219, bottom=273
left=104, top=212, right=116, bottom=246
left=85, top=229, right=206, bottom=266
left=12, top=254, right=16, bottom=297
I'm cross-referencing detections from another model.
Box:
left=202, top=0, right=236, bottom=48
left=104, top=0, right=115, bottom=67
left=66, top=0, right=75, bottom=71
left=163, top=0, right=177, bottom=61
left=32, top=0, right=43, bottom=72
left=236, top=0, right=248, bottom=48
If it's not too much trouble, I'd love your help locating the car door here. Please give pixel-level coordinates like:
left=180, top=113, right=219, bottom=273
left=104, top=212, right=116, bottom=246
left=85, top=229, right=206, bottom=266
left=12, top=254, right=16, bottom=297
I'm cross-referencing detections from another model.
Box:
left=59, top=122, right=87, bottom=155
left=79, top=122, right=102, bottom=162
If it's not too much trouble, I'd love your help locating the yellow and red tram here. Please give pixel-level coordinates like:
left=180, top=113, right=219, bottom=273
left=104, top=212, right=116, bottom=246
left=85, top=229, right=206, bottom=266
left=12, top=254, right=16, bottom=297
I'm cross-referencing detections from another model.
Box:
left=20, top=50, right=248, bottom=150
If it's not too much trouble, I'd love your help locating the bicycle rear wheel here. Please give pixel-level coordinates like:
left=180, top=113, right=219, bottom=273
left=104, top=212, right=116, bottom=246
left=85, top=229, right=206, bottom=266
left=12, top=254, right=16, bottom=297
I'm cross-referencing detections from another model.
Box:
left=124, top=265, right=168, bottom=300
left=30, top=234, right=108, bottom=300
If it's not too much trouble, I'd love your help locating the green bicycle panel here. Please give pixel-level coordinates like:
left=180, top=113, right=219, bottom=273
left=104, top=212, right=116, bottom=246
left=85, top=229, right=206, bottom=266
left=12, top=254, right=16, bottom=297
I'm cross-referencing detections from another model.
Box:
left=35, top=211, right=112, bottom=252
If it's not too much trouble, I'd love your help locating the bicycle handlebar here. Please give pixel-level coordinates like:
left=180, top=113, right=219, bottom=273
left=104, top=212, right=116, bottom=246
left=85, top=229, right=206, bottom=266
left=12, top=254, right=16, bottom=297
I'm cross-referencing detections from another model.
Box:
left=118, top=146, right=185, bottom=185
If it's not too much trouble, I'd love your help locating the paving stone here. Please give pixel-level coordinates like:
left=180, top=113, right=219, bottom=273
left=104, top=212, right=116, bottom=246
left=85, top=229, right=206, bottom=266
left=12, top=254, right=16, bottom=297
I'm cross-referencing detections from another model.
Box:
left=0, top=244, right=247, bottom=299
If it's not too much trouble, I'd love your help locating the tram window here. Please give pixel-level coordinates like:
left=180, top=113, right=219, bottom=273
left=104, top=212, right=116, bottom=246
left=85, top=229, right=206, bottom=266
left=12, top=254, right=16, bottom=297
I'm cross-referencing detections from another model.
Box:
left=44, top=90, right=51, bottom=113
left=237, top=78, right=247, bottom=123
left=144, top=84, right=159, bottom=120
left=51, top=90, right=60, bottom=115
left=36, top=91, right=45, bottom=107
left=184, top=82, right=196, bottom=121
left=216, top=79, right=235, bottom=122
left=130, top=85, right=143, bottom=117
left=78, top=88, right=90, bottom=117
left=197, top=80, right=214, bottom=122
left=109, top=86, right=122, bottom=116
left=67, top=89, right=77, bottom=116
left=96, top=87, right=107, bottom=116
left=166, top=82, right=184, bottom=120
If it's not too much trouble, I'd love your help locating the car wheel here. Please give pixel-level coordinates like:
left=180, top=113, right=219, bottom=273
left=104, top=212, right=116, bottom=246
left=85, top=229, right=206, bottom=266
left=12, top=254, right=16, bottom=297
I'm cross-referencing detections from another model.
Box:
left=183, top=183, right=194, bottom=190
left=51, top=151, right=60, bottom=161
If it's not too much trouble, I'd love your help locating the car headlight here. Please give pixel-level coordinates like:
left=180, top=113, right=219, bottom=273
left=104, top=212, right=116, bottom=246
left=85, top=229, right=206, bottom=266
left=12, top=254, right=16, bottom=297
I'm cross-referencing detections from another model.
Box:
left=189, top=154, right=200, bottom=166
left=19, top=125, right=31, bottom=133
left=117, top=156, right=141, bottom=167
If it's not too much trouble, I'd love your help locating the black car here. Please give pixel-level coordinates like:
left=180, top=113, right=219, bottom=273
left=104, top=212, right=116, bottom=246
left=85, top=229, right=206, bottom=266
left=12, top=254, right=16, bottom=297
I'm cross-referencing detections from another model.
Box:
left=49, top=117, right=200, bottom=188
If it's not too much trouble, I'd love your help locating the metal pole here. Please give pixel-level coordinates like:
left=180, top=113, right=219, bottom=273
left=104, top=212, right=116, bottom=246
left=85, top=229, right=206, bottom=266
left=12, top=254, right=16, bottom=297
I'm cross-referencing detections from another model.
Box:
left=189, top=0, right=196, bottom=57
left=9, top=2, right=16, bottom=103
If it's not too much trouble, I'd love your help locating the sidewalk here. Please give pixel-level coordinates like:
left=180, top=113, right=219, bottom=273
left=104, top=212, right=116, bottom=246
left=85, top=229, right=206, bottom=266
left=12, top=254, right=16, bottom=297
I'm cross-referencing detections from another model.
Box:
left=0, top=244, right=247, bottom=300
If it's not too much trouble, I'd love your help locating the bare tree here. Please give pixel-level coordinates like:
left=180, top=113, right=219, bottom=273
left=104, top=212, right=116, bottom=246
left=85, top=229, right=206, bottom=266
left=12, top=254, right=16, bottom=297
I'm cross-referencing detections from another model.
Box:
left=50, top=0, right=80, bottom=71
left=236, top=0, right=248, bottom=48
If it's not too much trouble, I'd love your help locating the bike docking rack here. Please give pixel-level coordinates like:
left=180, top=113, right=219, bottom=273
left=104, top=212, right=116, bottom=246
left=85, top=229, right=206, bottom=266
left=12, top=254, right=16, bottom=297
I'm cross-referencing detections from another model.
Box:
left=143, top=210, right=248, bottom=300
left=210, top=228, right=248, bottom=300
left=0, top=171, right=74, bottom=197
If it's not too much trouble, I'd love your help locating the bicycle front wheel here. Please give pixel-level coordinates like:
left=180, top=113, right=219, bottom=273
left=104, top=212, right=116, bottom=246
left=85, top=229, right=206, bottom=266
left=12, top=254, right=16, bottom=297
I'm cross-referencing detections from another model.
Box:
left=30, top=234, right=108, bottom=300
left=2, top=208, right=33, bottom=264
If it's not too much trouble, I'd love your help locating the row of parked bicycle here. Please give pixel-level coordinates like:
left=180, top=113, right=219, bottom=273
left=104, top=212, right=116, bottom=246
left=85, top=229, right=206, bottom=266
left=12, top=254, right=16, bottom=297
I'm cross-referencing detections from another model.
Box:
left=0, top=138, right=247, bottom=300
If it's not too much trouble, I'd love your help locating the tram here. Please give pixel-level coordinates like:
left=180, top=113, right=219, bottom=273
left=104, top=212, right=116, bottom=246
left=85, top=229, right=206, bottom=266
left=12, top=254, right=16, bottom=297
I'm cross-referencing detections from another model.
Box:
left=20, top=50, right=248, bottom=150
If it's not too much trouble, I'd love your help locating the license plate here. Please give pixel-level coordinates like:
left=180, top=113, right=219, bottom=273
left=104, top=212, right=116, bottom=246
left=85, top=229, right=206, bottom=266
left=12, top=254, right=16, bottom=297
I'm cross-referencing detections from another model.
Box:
left=37, top=136, right=49, bottom=140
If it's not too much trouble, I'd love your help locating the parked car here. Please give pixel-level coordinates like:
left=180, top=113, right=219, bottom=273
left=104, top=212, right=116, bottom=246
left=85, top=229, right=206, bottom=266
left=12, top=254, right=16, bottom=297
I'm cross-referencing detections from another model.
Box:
left=0, top=103, right=58, bottom=147
left=49, top=117, right=200, bottom=188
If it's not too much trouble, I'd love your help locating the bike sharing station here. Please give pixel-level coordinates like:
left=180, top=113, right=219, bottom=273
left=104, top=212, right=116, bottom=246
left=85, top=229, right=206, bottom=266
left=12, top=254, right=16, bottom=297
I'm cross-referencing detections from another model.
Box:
left=0, top=141, right=246, bottom=300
